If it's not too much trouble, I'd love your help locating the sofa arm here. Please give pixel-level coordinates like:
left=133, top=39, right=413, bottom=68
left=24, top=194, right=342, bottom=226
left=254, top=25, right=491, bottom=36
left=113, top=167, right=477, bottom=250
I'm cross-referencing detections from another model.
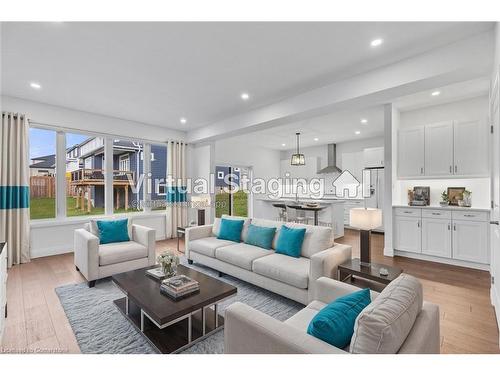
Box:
left=185, top=225, right=213, bottom=259
left=314, top=277, right=380, bottom=304
left=224, top=302, right=344, bottom=354
left=308, top=244, right=352, bottom=302
left=132, top=224, right=156, bottom=266
left=398, top=302, right=440, bottom=354
left=74, top=229, right=99, bottom=282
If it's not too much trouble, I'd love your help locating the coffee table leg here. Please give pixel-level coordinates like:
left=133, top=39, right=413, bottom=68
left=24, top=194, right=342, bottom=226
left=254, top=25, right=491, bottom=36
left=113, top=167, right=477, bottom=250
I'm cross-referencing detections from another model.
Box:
left=188, top=314, right=192, bottom=343
left=125, top=296, right=129, bottom=315
left=202, top=307, right=206, bottom=335
left=140, top=310, right=144, bottom=332
left=214, top=304, right=218, bottom=328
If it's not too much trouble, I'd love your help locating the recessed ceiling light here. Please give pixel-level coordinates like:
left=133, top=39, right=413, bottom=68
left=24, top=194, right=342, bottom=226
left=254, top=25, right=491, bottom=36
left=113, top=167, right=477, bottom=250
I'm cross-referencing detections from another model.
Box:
left=241, top=92, right=250, bottom=100
left=355, top=131, right=361, bottom=135
left=431, top=91, right=441, bottom=96
left=370, top=38, right=383, bottom=47
left=360, top=118, right=368, bottom=124
left=180, top=117, right=187, bottom=124
left=30, top=82, right=41, bottom=89
left=314, top=138, right=319, bottom=141
left=281, top=143, right=286, bottom=147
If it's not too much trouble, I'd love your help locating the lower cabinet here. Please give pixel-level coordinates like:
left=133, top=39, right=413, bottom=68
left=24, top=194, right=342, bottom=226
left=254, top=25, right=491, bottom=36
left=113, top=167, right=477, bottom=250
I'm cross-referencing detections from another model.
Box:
left=421, top=218, right=452, bottom=258
left=452, top=220, right=489, bottom=264
left=394, top=216, right=421, bottom=253
left=393, top=208, right=489, bottom=267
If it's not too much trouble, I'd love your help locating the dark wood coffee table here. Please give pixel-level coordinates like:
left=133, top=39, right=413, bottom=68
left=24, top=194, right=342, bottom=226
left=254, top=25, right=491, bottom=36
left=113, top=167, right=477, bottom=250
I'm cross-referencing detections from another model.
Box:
left=338, top=258, right=402, bottom=291
left=112, top=264, right=237, bottom=353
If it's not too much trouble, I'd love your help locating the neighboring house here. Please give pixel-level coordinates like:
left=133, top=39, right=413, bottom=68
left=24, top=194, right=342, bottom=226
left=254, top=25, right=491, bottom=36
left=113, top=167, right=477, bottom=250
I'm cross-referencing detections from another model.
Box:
left=70, top=137, right=167, bottom=209
left=215, top=166, right=240, bottom=189
left=29, top=154, right=56, bottom=176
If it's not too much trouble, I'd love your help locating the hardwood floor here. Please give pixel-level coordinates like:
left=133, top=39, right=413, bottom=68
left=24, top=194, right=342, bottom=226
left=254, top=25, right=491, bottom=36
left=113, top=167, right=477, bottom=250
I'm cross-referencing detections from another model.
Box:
left=1, top=231, right=499, bottom=354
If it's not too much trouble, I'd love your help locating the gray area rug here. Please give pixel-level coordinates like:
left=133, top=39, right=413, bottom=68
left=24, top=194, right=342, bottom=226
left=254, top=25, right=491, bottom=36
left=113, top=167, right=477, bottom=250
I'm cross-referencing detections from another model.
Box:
left=55, top=257, right=304, bottom=354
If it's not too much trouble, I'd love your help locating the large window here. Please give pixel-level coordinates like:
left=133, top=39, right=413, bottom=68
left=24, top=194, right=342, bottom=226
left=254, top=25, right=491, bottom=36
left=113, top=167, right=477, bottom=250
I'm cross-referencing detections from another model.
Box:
left=29, top=128, right=57, bottom=220
left=66, top=133, right=105, bottom=217
left=113, top=138, right=143, bottom=213
left=151, top=144, right=167, bottom=211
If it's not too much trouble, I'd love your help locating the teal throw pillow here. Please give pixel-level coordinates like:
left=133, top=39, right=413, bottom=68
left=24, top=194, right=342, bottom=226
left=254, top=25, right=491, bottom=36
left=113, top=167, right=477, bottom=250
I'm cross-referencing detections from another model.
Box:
left=217, top=218, right=244, bottom=242
left=307, top=288, right=371, bottom=348
left=244, top=224, right=277, bottom=250
left=96, top=218, right=130, bottom=245
left=275, top=225, right=306, bottom=257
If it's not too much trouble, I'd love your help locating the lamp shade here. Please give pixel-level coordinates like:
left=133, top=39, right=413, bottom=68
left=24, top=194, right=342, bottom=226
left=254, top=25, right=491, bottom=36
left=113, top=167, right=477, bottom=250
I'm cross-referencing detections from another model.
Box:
left=349, top=208, right=382, bottom=230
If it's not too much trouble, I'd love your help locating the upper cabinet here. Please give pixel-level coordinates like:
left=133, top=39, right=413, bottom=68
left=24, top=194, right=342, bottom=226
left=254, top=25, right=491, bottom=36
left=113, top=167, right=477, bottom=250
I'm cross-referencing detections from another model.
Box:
left=398, top=127, right=425, bottom=178
left=425, top=121, right=454, bottom=176
left=363, top=147, right=384, bottom=168
left=453, top=120, right=489, bottom=176
left=398, top=119, right=488, bottom=179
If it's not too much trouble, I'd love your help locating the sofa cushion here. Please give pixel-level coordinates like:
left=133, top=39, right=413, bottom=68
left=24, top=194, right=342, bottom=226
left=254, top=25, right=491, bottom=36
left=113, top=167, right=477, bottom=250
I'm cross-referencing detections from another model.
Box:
left=99, top=241, right=147, bottom=266
left=189, top=237, right=235, bottom=258
left=275, top=225, right=306, bottom=258
left=307, top=288, right=371, bottom=349
left=245, top=224, right=276, bottom=250
left=350, top=273, right=423, bottom=354
left=284, top=300, right=326, bottom=332
left=218, top=218, right=245, bottom=242
left=215, top=243, right=273, bottom=271
left=250, top=218, right=283, bottom=249
left=212, top=215, right=251, bottom=242
left=285, top=222, right=333, bottom=258
left=252, top=253, right=310, bottom=289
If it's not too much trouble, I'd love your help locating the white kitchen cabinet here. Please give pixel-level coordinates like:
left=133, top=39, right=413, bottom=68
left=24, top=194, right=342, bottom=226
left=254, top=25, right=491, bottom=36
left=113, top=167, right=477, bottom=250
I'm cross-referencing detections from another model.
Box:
left=363, top=147, right=384, bottom=168
left=452, top=219, right=489, bottom=264
left=398, top=127, right=425, bottom=178
left=394, top=216, right=422, bottom=253
left=453, top=120, right=488, bottom=176
left=425, top=121, right=454, bottom=176
left=421, top=217, right=452, bottom=258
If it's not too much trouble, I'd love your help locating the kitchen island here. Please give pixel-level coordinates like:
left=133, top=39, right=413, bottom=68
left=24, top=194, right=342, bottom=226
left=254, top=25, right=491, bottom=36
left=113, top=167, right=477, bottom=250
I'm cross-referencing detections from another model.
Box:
left=255, top=197, right=345, bottom=238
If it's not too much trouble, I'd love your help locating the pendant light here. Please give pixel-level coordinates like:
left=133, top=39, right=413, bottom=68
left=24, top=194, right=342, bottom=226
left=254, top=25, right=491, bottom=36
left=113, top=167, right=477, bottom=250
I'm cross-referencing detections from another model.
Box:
left=291, top=132, right=305, bottom=166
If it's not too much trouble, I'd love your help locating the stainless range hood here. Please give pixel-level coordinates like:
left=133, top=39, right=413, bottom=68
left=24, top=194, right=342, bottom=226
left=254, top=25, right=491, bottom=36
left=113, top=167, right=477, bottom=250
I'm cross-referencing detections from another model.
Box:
left=317, top=143, right=342, bottom=174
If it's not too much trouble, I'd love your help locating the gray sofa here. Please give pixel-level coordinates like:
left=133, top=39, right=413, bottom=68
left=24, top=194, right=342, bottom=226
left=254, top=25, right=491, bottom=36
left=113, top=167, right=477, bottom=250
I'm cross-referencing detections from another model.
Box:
left=225, top=274, right=440, bottom=354
left=185, top=215, right=352, bottom=305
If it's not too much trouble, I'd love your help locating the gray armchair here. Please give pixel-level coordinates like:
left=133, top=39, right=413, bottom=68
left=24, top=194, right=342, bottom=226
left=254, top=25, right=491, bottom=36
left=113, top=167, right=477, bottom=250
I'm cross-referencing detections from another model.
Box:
left=74, top=223, right=156, bottom=287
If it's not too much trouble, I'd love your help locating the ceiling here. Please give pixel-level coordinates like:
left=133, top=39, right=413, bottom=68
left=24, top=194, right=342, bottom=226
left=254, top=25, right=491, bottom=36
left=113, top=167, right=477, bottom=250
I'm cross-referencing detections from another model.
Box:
left=1, top=22, right=494, bottom=132
left=230, top=105, right=385, bottom=150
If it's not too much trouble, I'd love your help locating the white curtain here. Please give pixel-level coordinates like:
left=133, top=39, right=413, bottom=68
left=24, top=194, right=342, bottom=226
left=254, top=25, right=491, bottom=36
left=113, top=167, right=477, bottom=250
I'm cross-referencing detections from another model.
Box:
left=166, top=140, right=187, bottom=238
left=0, top=112, right=30, bottom=267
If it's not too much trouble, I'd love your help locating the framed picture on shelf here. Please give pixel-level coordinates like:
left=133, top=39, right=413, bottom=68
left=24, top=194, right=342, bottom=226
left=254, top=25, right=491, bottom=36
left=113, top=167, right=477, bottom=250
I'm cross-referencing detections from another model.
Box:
left=447, top=187, right=465, bottom=206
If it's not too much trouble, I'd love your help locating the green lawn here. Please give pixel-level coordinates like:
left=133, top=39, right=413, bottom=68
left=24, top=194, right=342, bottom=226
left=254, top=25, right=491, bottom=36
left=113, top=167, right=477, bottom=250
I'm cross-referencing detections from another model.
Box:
left=215, top=190, right=248, bottom=218
left=30, top=197, right=132, bottom=220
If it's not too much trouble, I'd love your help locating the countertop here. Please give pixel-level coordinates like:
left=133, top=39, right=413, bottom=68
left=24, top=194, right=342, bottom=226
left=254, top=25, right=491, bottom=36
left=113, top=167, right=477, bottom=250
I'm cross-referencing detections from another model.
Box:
left=393, top=204, right=490, bottom=213
left=257, top=197, right=346, bottom=204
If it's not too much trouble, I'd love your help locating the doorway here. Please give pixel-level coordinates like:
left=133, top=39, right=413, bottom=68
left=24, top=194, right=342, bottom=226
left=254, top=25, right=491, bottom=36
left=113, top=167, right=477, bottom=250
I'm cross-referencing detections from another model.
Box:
left=214, top=165, right=252, bottom=218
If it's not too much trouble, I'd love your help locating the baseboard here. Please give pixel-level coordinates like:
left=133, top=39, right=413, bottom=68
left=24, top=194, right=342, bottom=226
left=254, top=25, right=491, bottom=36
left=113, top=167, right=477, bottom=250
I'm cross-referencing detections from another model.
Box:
left=394, top=250, right=490, bottom=271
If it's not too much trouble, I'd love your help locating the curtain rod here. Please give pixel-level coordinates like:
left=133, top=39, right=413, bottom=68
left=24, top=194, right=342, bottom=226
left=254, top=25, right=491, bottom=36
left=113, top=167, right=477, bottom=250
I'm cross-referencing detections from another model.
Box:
left=28, top=120, right=187, bottom=146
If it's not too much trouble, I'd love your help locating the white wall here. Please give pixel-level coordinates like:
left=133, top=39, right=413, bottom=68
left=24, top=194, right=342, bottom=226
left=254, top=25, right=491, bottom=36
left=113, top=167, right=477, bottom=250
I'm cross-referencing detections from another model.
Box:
left=188, top=143, right=215, bottom=224
left=215, top=136, right=281, bottom=219
left=2, top=96, right=186, bottom=142
left=400, top=95, right=488, bottom=128
left=494, top=23, right=500, bottom=81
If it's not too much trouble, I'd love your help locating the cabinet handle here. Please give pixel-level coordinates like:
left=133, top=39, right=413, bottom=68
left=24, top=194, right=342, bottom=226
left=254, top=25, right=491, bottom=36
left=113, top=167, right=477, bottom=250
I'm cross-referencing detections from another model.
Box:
left=403, top=211, right=413, bottom=214
left=432, top=212, right=441, bottom=215
left=455, top=165, right=458, bottom=173
left=448, top=223, right=451, bottom=230
left=449, top=166, right=452, bottom=173
left=453, top=224, right=456, bottom=231
left=417, top=221, right=420, bottom=228
left=463, top=214, right=475, bottom=217
left=420, top=167, right=424, bottom=174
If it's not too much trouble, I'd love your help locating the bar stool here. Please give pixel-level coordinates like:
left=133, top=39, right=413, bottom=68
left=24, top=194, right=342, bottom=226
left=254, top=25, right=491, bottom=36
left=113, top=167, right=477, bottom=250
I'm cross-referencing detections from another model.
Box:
left=285, top=205, right=308, bottom=224
left=272, top=203, right=287, bottom=222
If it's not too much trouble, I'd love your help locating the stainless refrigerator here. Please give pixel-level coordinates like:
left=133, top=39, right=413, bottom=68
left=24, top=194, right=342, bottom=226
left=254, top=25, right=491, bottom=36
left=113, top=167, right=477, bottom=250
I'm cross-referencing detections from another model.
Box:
left=362, top=168, right=384, bottom=232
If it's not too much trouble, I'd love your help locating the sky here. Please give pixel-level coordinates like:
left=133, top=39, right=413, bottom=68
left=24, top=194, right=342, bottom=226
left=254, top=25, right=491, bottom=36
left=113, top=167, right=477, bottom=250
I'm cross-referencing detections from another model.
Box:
left=29, top=128, right=90, bottom=158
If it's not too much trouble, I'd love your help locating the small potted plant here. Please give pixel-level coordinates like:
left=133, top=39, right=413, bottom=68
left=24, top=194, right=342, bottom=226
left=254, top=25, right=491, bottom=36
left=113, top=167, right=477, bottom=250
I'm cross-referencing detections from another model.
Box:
left=440, top=191, right=449, bottom=207
left=157, top=251, right=179, bottom=277
left=462, top=189, right=472, bottom=207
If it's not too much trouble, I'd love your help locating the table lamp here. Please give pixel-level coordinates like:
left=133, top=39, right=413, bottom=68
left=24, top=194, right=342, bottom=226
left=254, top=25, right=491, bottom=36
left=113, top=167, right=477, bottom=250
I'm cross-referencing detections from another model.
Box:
left=349, top=208, right=382, bottom=265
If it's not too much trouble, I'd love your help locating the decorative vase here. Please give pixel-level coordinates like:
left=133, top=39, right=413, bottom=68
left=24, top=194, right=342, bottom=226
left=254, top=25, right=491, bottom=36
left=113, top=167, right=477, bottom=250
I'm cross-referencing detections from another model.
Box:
left=439, top=201, right=448, bottom=207
left=161, top=263, right=177, bottom=277
left=157, top=251, right=179, bottom=278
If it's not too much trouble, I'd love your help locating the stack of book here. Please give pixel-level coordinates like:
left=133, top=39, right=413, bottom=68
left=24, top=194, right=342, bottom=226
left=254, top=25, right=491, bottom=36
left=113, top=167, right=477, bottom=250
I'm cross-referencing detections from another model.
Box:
left=160, top=275, right=199, bottom=300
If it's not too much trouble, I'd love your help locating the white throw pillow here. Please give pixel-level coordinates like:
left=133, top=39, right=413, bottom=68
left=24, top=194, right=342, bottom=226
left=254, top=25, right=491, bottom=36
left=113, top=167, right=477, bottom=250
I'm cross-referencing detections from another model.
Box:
left=349, top=273, right=423, bottom=354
